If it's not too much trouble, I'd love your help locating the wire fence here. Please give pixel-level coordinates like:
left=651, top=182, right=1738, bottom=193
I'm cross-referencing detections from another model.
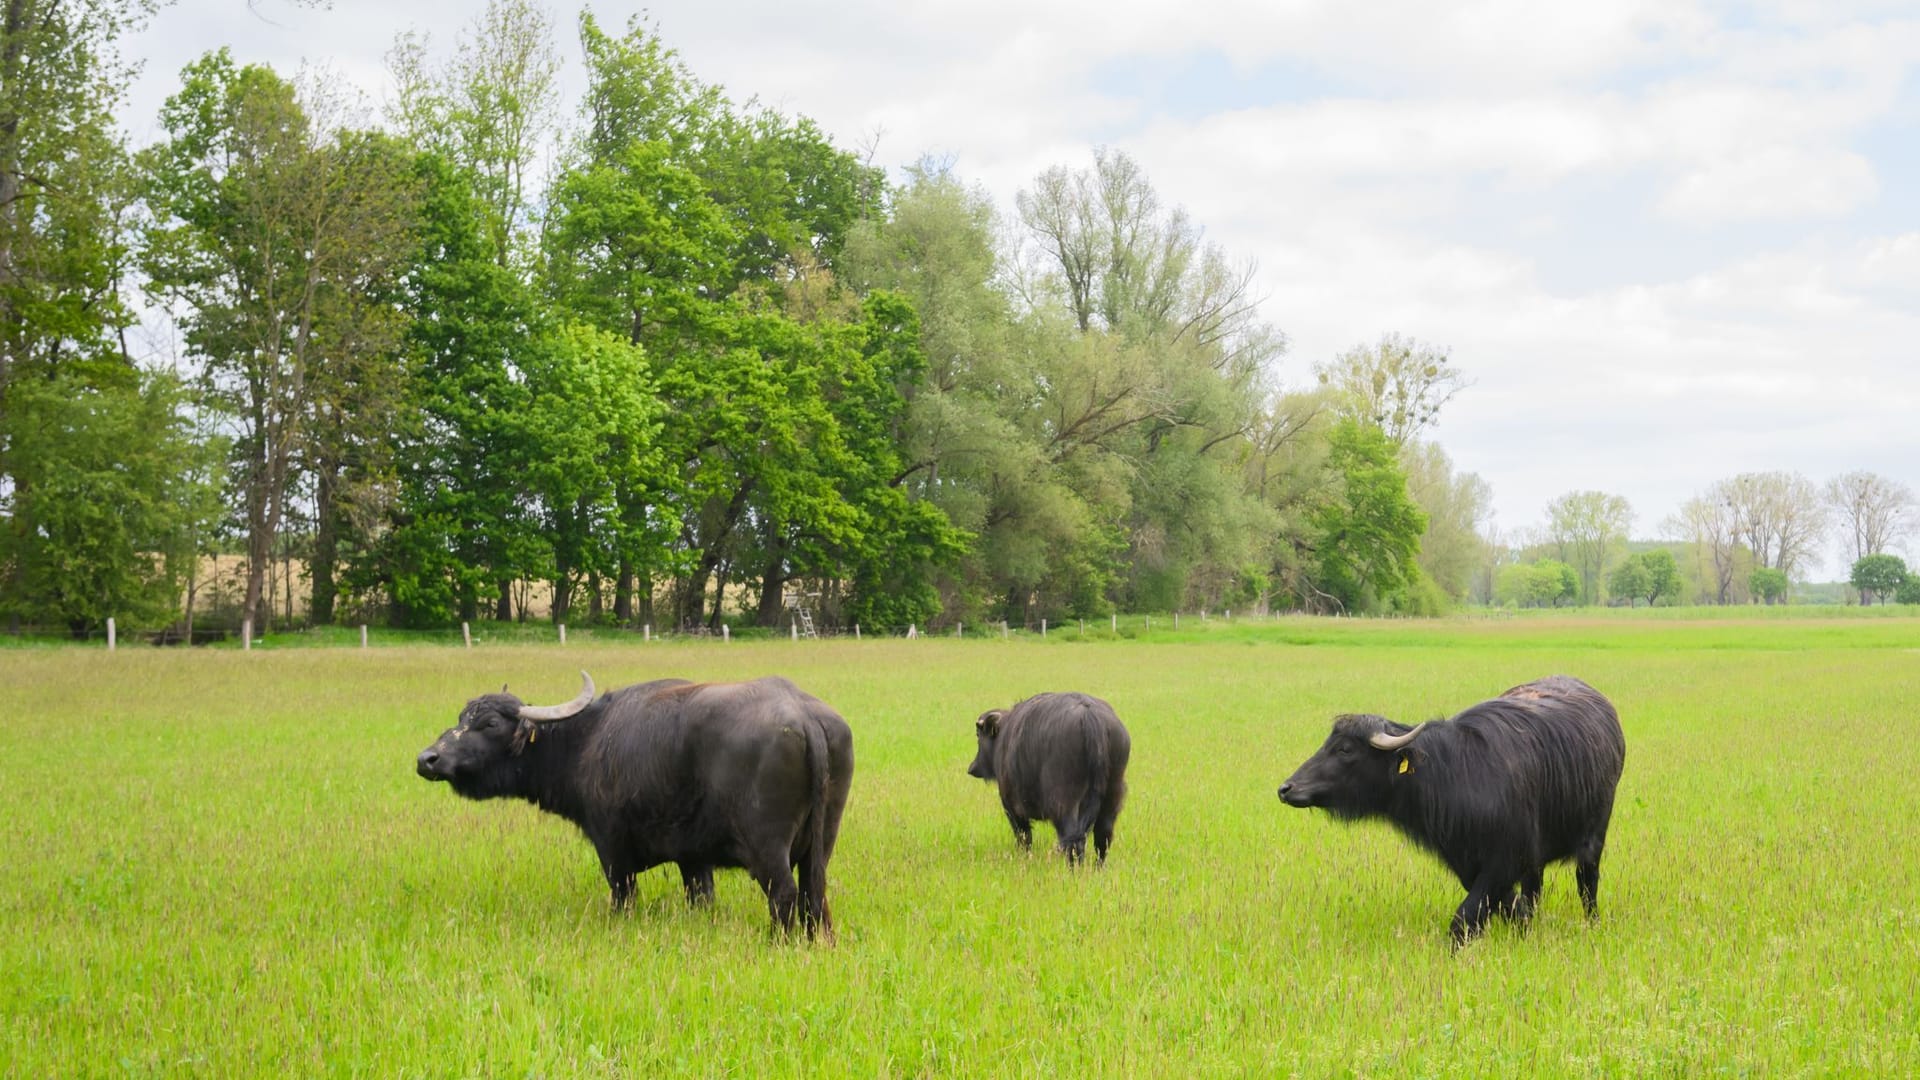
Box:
left=3, top=608, right=1325, bottom=650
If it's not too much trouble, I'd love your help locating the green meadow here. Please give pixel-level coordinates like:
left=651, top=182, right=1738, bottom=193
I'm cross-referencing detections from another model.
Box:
left=5, top=615, right=1918, bottom=1077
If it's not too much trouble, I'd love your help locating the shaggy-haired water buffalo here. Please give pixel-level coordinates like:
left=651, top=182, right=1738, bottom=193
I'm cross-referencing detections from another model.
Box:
left=967, top=692, right=1131, bottom=865
left=1277, top=675, right=1625, bottom=943
left=416, top=671, right=853, bottom=939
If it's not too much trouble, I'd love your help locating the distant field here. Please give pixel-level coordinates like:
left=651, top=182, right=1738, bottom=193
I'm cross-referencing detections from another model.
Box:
left=6, top=616, right=1918, bottom=1076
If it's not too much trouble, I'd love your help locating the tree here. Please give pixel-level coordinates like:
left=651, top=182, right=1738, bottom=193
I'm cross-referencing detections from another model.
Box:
left=1544, top=491, right=1632, bottom=605
left=1825, top=471, right=1915, bottom=566
left=1668, top=489, right=1747, bottom=604
left=0, top=369, right=218, bottom=634
left=1607, top=557, right=1651, bottom=607
left=1749, top=566, right=1789, bottom=605
left=387, top=0, right=561, bottom=269
left=142, top=54, right=419, bottom=630
left=0, top=0, right=167, bottom=630
left=1306, top=419, right=1427, bottom=613
left=1402, top=440, right=1491, bottom=603
left=1494, top=558, right=1577, bottom=608
left=1639, top=548, right=1681, bottom=607
left=1722, top=471, right=1826, bottom=581
left=1849, top=553, right=1906, bottom=606
left=1896, top=577, right=1920, bottom=605
left=1314, top=333, right=1468, bottom=448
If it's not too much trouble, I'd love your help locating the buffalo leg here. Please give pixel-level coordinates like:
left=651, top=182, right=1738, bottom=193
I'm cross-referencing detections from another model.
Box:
left=606, top=870, right=637, bottom=912
left=1451, top=872, right=1514, bottom=944
left=1005, top=812, right=1034, bottom=852
left=1576, top=829, right=1609, bottom=916
left=1092, top=788, right=1124, bottom=865
left=678, top=863, right=715, bottom=907
left=747, top=851, right=800, bottom=935
left=1057, top=823, right=1088, bottom=866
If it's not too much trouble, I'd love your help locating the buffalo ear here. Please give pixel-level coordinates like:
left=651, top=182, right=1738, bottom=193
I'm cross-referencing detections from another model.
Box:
left=976, top=709, right=1005, bottom=736
left=510, top=718, right=537, bottom=756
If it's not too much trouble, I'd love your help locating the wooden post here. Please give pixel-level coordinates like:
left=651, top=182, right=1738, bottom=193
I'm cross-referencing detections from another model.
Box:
left=956, top=622, right=962, bottom=638
left=359, top=625, right=367, bottom=649
left=1111, top=613, right=1117, bottom=633
left=462, top=621, right=471, bottom=648
left=1002, top=621, right=1009, bottom=640
left=1174, top=613, right=1180, bottom=629
left=558, top=623, right=566, bottom=645
left=791, top=620, right=798, bottom=641
left=1041, top=618, right=1047, bottom=638
left=722, top=624, right=730, bottom=643
left=107, top=618, right=116, bottom=651
left=644, top=624, right=651, bottom=642
left=1145, top=616, right=1150, bottom=632
left=243, top=619, right=252, bottom=651
left=854, top=624, right=861, bottom=640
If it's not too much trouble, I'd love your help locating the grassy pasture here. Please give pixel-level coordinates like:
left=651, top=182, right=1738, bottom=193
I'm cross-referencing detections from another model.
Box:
left=4, top=616, right=1918, bottom=1076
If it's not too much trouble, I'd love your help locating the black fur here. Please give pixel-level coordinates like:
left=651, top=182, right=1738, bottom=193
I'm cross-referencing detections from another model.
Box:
left=1278, top=675, right=1625, bottom=943
left=968, top=692, right=1131, bottom=865
left=416, top=675, right=854, bottom=939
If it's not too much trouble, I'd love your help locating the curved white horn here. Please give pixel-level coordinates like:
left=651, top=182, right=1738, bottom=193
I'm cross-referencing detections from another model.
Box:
left=518, top=671, right=596, bottom=722
left=1368, top=722, right=1425, bottom=751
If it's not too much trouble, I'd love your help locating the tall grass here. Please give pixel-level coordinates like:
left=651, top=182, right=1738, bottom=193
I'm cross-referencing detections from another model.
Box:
left=5, top=618, right=1917, bottom=1076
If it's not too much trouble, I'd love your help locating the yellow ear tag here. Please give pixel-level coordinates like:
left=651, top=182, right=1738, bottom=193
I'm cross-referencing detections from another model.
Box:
left=528, top=727, right=536, bottom=744
left=1397, top=756, right=1411, bottom=775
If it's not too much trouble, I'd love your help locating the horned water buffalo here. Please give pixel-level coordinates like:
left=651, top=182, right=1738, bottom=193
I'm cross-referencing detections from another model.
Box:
left=415, top=671, right=853, bottom=939
left=967, top=692, right=1131, bottom=865
left=1277, top=675, right=1625, bottom=943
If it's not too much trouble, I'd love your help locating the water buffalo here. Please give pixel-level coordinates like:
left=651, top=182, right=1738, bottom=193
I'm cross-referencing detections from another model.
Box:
left=1277, top=675, right=1625, bottom=943
left=416, top=671, right=853, bottom=939
left=967, top=692, right=1130, bottom=865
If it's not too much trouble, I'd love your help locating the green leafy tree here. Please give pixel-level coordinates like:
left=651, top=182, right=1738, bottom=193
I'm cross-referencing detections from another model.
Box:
left=1545, top=490, right=1633, bottom=605
left=1849, top=553, right=1906, bottom=606
left=1749, top=566, right=1789, bottom=605
left=1640, top=548, right=1682, bottom=607
left=0, top=0, right=185, bottom=632
left=1895, top=576, right=1920, bottom=605
left=1494, top=558, right=1578, bottom=608
left=142, top=53, right=418, bottom=630
left=1608, top=556, right=1651, bottom=607
left=0, top=370, right=218, bottom=634
left=1306, top=419, right=1427, bottom=613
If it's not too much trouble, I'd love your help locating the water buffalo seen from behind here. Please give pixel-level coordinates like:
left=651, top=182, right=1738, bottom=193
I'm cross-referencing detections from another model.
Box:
left=416, top=671, right=853, bottom=939
left=968, top=692, right=1131, bottom=865
left=1277, top=675, right=1625, bottom=943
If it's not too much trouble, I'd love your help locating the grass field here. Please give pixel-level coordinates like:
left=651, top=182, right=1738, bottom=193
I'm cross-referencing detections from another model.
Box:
left=5, top=615, right=1918, bottom=1076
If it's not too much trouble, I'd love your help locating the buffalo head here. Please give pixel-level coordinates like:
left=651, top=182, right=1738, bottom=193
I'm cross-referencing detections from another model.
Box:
left=966, top=709, right=1006, bottom=780
left=1277, top=714, right=1427, bottom=819
left=416, top=671, right=596, bottom=797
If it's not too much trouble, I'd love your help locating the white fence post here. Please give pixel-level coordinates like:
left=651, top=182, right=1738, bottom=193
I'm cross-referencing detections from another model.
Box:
left=956, top=622, right=962, bottom=638
left=1002, top=621, right=1009, bottom=640
left=644, top=624, right=651, bottom=642
left=791, top=621, right=798, bottom=641
left=360, top=624, right=367, bottom=649
left=243, top=618, right=252, bottom=651
left=107, top=617, right=116, bottom=652
left=907, top=623, right=917, bottom=639
left=462, top=621, right=471, bottom=648
left=854, top=624, right=861, bottom=640
left=558, top=623, right=566, bottom=646
left=1041, top=618, right=1047, bottom=638
left=1111, top=613, right=1117, bottom=633
left=1174, top=613, right=1180, bottom=629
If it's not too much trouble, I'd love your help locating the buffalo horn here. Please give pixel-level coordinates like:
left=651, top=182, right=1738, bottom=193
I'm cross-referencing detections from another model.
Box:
left=1368, top=722, right=1425, bottom=751
left=518, top=671, right=596, bottom=722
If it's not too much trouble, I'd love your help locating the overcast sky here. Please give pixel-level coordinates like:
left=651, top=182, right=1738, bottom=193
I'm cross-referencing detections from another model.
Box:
left=125, top=1, right=1920, bottom=576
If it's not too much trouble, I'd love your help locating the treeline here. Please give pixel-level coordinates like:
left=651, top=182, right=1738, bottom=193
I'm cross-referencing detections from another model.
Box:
left=21, top=5, right=1902, bottom=639
left=7, top=1, right=1510, bottom=637
left=1485, top=471, right=1919, bottom=607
